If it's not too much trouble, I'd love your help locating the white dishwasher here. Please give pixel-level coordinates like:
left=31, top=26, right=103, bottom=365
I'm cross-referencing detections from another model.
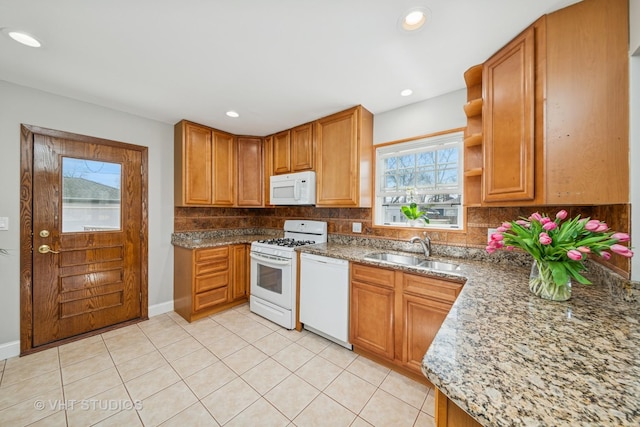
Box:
left=299, top=253, right=352, bottom=349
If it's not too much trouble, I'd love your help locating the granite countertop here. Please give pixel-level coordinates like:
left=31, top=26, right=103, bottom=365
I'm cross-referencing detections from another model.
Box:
left=298, top=242, right=640, bottom=426
left=172, top=233, right=639, bottom=425
left=419, top=262, right=640, bottom=427
left=171, top=231, right=278, bottom=249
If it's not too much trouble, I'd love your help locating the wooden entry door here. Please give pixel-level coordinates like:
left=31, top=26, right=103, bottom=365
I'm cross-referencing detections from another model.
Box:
left=21, top=125, right=148, bottom=350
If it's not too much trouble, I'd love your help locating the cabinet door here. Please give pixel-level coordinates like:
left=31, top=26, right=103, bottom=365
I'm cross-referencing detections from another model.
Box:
left=272, top=130, right=291, bottom=175
left=401, top=294, right=451, bottom=374
left=350, top=280, right=395, bottom=360
left=316, top=108, right=359, bottom=206
left=483, top=26, right=535, bottom=203
left=263, top=136, right=273, bottom=206
left=212, top=131, right=236, bottom=206
left=230, top=244, right=248, bottom=301
left=177, top=122, right=213, bottom=205
left=237, top=137, right=263, bottom=206
left=291, top=123, right=313, bottom=171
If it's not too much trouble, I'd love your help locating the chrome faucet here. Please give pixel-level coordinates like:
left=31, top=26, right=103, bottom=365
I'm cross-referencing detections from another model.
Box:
left=410, top=232, right=431, bottom=258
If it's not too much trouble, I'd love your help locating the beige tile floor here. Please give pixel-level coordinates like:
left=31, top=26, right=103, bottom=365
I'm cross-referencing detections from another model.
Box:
left=0, top=304, right=436, bottom=426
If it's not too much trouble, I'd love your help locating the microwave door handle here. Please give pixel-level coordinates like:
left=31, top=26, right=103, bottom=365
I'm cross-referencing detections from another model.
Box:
left=294, top=180, right=301, bottom=201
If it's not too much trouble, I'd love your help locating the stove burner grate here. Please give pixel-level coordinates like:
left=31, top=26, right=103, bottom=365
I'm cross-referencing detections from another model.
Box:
left=257, top=238, right=317, bottom=248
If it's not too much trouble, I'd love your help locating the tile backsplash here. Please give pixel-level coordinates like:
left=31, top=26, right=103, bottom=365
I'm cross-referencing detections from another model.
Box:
left=175, top=203, right=631, bottom=278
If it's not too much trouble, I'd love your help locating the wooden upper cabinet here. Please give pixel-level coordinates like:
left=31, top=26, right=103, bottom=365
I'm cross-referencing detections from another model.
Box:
left=236, top=137, right=263, bottom=206
left=483, top=25, right=536, bottom=203
left=316, top=105, right=373, bottom=207
left=272, top=124, right=314, bottom=175
left=543, top=0, right=628, bottom=204
left=175, top=121, right=213, bottom=206
left=272, top=130, right=291, bottom=174
left=291, top=123, right=314, bottom=171
left=263, top=136, right=273, bottom=206
left=212, top=130, right=236, bottom=206
left=478, top=0, right=629, bottom=206
left=174, top=120, right=237, bottom=207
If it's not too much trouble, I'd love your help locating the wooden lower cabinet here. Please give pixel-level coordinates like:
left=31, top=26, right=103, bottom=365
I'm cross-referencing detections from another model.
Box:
left=350, top=280, right=395, bottom=360
left=401, top=294, right=452, bottom=373
left=230, top=244, right=249, bottom=301
left=174, top=244, right=249, bottom=322
left=435, top=389, right=482, bottom=427
left=350, top=263, right=464, bottom=380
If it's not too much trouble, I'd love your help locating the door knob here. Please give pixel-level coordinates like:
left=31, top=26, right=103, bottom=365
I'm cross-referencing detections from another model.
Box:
left=38, top=244, right=59, bottom=254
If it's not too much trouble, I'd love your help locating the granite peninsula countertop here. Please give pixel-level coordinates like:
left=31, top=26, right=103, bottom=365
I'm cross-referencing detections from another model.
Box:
left=172, top=233, right=639, bottom=425
left=297, top=242, right=640, bottom=427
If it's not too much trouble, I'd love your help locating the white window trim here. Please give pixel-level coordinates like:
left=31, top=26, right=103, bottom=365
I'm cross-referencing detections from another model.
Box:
left=373, top=130, right=464, bottom=230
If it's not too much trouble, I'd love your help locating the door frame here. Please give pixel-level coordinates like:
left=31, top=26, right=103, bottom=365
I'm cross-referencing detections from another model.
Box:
left=19, top=124, right=149, bottom=355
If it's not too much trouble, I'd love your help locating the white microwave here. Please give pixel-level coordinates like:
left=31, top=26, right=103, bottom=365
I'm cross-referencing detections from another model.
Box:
left=270, top=171, right=316, bottom=205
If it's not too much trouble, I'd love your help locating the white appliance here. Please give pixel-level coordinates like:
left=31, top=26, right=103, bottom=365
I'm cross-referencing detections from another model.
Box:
left=250, top=220, right=327, bottom=329
left=300, top=253, right=352, bottom=349
left=269, top=171, right=316, bottom=205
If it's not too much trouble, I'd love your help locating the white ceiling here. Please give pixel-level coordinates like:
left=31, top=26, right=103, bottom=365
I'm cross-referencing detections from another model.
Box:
left=0, top=0, right=580, bottom=136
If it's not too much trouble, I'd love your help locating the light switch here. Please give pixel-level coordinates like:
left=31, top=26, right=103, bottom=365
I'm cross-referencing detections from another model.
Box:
left=0, top=217, right=8, bottom=231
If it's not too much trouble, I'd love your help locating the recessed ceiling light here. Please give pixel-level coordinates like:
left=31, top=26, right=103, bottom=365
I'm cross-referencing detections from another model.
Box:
left=400, top=89, right=413, bottom=97
left=4, top=29, right=42, bottom=48
left=226, top=111, right=239, bottom=118
left=399, top=7, right=430, bottom=32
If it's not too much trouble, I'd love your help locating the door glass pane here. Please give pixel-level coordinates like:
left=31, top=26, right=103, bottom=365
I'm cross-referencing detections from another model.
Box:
left=62, top=158, right=121, bottom=232
left=257, top=264, right=282, bottom=295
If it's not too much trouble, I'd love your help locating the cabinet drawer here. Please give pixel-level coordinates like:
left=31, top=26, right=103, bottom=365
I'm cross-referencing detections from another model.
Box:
left=195, top=271, right=228, bottom=293
left=195, top=246, right=229, bottom=263
left=195, top=260, right=228, bottom=276
left=402, top=274, right=463, bottom=303
left=194, top=287, right=228, bottom=311
left=351, top=263, right=395, bottom=289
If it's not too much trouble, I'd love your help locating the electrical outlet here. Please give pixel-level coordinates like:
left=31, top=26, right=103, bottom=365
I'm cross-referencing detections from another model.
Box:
left=352, top=222, right=362, bottom=233
left=487, top=227, right=498, bottom=241
left=0, top=217, right=8, bottom=231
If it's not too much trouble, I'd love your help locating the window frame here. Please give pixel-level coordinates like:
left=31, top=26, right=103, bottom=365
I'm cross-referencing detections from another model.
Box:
left=372, top=128, right=465, bottom=231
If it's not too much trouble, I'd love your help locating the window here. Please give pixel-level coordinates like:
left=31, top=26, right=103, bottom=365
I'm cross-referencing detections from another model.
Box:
left=62, top=157, right=122, bottom=232
left=374, top=131, right=463, bottom=229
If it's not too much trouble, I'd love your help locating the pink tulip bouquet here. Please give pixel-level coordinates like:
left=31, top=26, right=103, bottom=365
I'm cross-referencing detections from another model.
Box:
left=486, top=210, right=633, bottom=300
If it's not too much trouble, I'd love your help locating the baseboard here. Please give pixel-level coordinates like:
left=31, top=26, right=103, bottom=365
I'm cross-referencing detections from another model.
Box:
left=149, top=300, right=174, bottom=317
left=0, top=302, right=174, bottom=360
left=0, top=340, right=20, bottom=360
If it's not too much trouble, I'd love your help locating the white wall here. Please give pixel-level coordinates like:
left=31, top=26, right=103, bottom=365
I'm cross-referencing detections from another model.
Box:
left=0, top=81, right=175, bottom=356
left=373, top=89, right=466, bottom=144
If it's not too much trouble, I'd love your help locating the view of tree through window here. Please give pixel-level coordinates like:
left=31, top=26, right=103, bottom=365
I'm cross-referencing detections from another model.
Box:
left=375, top=132, right=463, bottom=228
left=61, top=157, right=122, bottom=232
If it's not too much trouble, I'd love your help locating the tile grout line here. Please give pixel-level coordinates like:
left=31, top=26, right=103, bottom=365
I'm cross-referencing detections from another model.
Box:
left=100, top=328, right=146, bottom=427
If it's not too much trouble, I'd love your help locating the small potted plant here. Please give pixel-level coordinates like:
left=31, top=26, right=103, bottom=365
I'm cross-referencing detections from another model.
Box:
left=401, top=188, right=430, bottom=227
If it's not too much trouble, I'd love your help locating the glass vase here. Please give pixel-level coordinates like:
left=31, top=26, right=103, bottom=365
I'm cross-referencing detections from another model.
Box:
left=529, top=260, right=571, bottom=301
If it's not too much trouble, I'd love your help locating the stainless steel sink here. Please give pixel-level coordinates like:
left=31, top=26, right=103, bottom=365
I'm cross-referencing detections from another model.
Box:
left=364, top=253, right=424, bottom=266
left=417, top=260, right=461, bottom=272
left=364, top=253, right=460, bottom=272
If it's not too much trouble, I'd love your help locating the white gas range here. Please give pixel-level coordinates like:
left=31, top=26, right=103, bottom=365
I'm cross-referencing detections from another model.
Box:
left=249, top=220, right=328, bottom=329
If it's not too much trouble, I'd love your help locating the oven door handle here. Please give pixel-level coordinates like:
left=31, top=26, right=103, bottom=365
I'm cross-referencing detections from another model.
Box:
left=250, top=252, right=292, bottom=266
